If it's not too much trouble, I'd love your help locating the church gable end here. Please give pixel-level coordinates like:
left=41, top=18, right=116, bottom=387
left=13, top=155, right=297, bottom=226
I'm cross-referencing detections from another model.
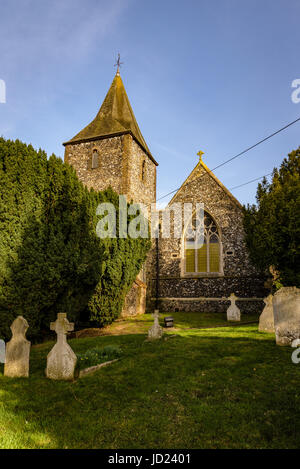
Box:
left=152, top=155, right=267, bottom=314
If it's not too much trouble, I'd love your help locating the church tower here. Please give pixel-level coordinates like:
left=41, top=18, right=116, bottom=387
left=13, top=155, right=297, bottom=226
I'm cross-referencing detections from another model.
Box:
left=63, top=69, right=157, bottom=206
left=63, top=66, right=158, bottom=316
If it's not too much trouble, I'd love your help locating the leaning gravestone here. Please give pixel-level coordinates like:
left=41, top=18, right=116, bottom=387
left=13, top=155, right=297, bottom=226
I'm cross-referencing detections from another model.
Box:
left=46, top=313, right=77, bottom=380
left=4, top=316, right=30, bottom=378
left=227, top=293, right=241, bottom=321
left=148, top=310, right=163, bottom=340
left=273, top=287, right=300, bottom=346
left=258, top=294, right=274, bottom=333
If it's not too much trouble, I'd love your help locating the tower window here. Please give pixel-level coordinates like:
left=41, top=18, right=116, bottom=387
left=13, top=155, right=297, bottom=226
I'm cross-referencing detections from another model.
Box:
left=141, top=159, right=146, bottom=181
left=185, top=212, right=222, bottom=274
left=92, top=149, right=99, bottom=169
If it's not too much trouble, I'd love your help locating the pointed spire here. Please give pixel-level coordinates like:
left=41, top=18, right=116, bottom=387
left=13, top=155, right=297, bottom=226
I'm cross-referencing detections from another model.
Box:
left=64, top=68, right=156, bottom=163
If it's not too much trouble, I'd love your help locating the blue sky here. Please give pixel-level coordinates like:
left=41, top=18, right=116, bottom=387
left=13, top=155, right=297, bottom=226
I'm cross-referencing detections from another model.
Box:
left=0, top=0, right=299, bottom=206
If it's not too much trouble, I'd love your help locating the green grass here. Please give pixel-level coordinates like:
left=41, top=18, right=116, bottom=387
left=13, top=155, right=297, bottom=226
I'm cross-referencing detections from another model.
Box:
left=76, top=345, right=122, bottom=372
left=0, top=312, right=299, bottom=449
left=100, top=311, right=260, bottom=336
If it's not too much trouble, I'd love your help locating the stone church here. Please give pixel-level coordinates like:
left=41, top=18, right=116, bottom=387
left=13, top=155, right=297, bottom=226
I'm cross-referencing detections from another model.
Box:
left=63, top=69, right=266, bottom=316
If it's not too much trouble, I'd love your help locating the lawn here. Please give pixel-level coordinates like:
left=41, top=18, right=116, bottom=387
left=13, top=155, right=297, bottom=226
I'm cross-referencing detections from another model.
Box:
left=81, top=311, right=260, bottom=337
left=0, top=312, right=299, bottom=449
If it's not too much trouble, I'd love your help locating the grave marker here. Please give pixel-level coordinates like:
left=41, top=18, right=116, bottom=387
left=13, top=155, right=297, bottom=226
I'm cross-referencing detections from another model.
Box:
left=46, top=313, right=77, bottom=380
left=4, top=316, right=30, bottom=378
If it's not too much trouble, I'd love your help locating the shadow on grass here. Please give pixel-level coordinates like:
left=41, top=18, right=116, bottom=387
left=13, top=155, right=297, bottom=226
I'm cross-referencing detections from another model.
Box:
left=0, top=329, right=299, bottom=449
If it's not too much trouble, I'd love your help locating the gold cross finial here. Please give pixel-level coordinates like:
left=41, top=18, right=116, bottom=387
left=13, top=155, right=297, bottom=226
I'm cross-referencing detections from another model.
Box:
left=114, top=53, right=123, bottom=75
left=197, top=150, right=204, bottom=161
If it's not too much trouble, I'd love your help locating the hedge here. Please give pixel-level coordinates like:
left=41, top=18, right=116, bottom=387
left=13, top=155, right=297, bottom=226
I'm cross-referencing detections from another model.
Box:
left=0, top=138, right=150, bottom=341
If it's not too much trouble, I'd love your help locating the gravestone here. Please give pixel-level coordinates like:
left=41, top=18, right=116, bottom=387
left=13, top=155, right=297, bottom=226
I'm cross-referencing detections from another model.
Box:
left=273, top=287, right=300, bottom=346
left=148, top=310, right=163, bottom=340
left=46, top=313, right=77, bottom=380
left=0, top=339, right=6, bottom=364
left=258, top=294, right=274, bottom=333
left=227, top=293, right=241, bottom=321
left=4, top=316, right=30, bottom=378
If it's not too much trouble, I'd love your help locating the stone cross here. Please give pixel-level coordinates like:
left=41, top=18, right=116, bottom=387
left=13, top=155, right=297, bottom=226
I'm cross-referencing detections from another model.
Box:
left=4, top=316, right=31, bottom=378
left=227, top=293, right=241, bottom=322
left=148, top=310, right=163, bottom=340
left=46, top=313, right=77, bottom=380
left=258, top=294, right=274, bottom=333
left=197, top=150, right=204, bottom=162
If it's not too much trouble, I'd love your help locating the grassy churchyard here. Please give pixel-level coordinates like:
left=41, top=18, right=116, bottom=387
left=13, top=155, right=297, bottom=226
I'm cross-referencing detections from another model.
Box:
left=0, top=312, right=299, bottom=449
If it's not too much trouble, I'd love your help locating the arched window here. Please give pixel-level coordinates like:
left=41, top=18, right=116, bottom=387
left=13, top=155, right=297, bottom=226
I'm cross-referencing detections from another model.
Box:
left=92, top=149, right=99, bottom=169
left=185, top=212, right=221, bottom=274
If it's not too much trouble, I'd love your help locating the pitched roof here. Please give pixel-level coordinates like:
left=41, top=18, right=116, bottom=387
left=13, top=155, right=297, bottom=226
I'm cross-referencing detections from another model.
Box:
left=63, top=73, right=157, bottom=164
left=168, top=158, right=243, bottom=210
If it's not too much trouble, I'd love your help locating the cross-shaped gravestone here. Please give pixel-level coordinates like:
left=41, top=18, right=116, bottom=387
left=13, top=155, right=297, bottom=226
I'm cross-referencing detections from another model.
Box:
left=46, top=313, right=77, bottom=380
left=148, top=310, right=163, bottom=340
left=227, top=293, right=241, bottom=322
left=4, top=316, right=31, bottom=377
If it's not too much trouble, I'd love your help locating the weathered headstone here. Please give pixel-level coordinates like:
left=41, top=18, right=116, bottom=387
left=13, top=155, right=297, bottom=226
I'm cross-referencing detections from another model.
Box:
left=0, top=339, right=5, bottom=364
left=46, top=313, right=77, bottom=380
left=273, top=287, right=300, bottom=346
left=258, top=294, right=274, bottom=332
left=227, top=293, right=241, bottom=321
left=4, top=316, right=30, bottom=378
left=148, top=310, right=163, bottom=340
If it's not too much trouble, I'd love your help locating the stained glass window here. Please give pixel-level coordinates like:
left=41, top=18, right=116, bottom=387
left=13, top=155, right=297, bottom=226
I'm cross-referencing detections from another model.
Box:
left=184, top=212, right=221, bottom=274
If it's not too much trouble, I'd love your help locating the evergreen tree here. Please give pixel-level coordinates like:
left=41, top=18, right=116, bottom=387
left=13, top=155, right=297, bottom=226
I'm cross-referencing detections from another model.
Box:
left=0, top=139, right=150, bottom=341
left=244, top=147, right=300, bottom=289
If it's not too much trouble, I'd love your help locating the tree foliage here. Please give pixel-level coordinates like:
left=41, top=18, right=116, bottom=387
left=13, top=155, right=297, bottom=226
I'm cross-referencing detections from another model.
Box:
left=0, top=138, right=150, bottom=341
left=243, top=147, right=300, bottom=289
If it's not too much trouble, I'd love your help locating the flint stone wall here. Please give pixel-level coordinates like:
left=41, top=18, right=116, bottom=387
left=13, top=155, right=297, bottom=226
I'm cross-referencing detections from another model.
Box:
left=156, top=299, right=263, bottom=314
left=64, top=134, right=156, bottom=206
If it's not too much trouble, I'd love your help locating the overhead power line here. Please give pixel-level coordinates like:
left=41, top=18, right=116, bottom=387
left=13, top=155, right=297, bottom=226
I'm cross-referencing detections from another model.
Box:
left=229, top=172, right=273, bottom=191
left=155, top=116, right=300, bottom=204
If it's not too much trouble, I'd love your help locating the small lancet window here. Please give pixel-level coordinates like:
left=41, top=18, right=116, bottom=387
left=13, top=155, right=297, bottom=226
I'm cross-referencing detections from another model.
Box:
left=92, top=149, right=99, bottom=169
left=141, top=160, right=146, bottom=181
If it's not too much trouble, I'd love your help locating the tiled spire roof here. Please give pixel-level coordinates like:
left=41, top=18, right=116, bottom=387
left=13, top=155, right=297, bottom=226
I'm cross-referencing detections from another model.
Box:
left=64, top=73, right=154, bottom=162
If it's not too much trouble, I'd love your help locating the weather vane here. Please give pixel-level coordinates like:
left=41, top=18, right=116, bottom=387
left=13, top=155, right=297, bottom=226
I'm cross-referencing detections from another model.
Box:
left=114, top=53, right=123, bottom=75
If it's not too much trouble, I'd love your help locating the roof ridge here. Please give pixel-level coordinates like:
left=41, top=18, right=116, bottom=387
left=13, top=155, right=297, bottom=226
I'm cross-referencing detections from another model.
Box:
left=168, top=159, right=243, bottom=209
